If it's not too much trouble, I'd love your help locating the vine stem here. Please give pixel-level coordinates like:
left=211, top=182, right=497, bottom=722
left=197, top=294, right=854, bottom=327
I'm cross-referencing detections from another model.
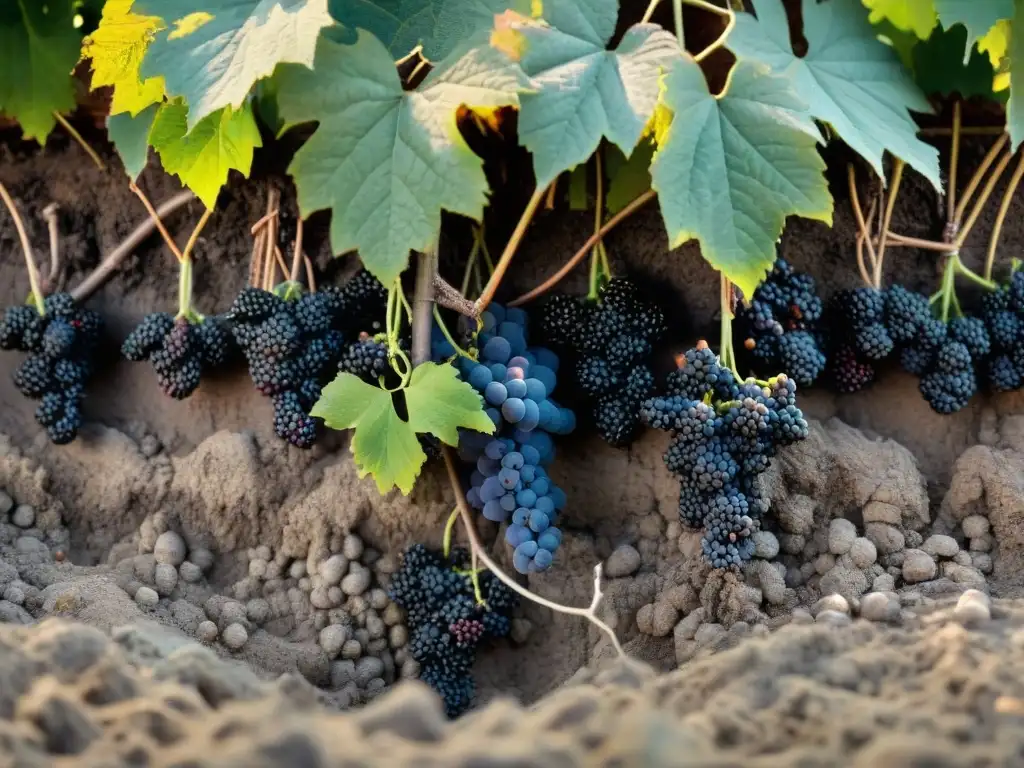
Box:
left=947, top=101, right=961, bottom=223
left=718, top=276, right=740, bottom=376
left=177, top=208, right=213, bottom=319
left=508, top=189, right=656, bottom=307
left=588, top=151, right=607, bottom=299
left=433, top=305, right=474, bottom=359
left=0, top=181, right=46, bottom=314
left=641, top=0, right=661, bottom=23
left=440, top=446, right=625, bottom=657
left=873, top=159, right=904, bottom=289
left=854, top=197, right=877, bottom=288
left=289, top=217, right=304, bottom=283
left=130, top=182, right=185, bottom=262
left=954, top=147, right=1015, bottom=250
left=412, top=246, right=438, bottom=367
left=42, top=204, right=61, bottom=290
left=847, top=165, right=879, bottom=287
left=884, top=231, right=956, bottom=252
left=71, top=191, right=195, bottom=302
left=672, top=0, right=684, bottom=47
left=985, top=151, right=1024, bottom=281
left=953, top=133, right=1008, bottom=227
left=475, top=185, right=549, bottom=313
left=693, top=1, right=735, bottom=63
left=52, top=112, right=106, bottom=172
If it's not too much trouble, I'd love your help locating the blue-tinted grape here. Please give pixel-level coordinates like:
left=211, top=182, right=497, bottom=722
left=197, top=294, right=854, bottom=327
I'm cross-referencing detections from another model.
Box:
left=502, top=451, right=524, bottom=470
left=533, top=347, right=560, bottom=371
left=530, top=477, right=550, bottom=496
left=505, top=378, right=528, bottom=399
left=485, top=381, right=508, bottom=406
left=502, top=397, right=526, bottom=423
left=505, top=366, right=526, bottom=381
left=483, top=500, right=507, bottom=522
left=483, top=336, right=511, bottom=363
left=498, top=467, right=520, bottom=489
left=480, top=476, right=504, bottom=502
left=512, top=508, right=530, bottom=526
left=519, top=398, right=541, bottom=431
left=533, top=548, right=553, bottom=570
left=516, top=488, right=537, bottom=507
left=531, top=365, right=556, bottom=395
left=485, top=440, right=508, bottom=461
left=534, top=495, right=555, bottom=515
left=468, top=364, right=492, bottom=391
left=521, top=445, right=541, bottom=466
left=508, top=355, right=530, bottom=371
left=519, top=464, right=536, bottom=484
left=528, top=510, right=550, bottom=532
left=537, top=528, right=562, bottom=552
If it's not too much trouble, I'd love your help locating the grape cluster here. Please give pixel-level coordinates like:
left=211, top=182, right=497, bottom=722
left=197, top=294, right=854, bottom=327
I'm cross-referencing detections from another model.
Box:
left=1, top=294, right=104, bottom=444
left=388, top=544, right=517, bottom=718
left=229, top=270, right=387, bottom=448
left=642, top=344, right=809, bottom=569
left=736, top=258, right=826, bottom=388
left=539, top=278, right=664, bottom=447
left=456, top=303, right=575, bottom=574
left=122, top=313, right=235, bottom=400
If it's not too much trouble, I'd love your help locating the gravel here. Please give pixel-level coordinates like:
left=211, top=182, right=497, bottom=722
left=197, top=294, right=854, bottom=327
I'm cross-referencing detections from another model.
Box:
left=11, top=505, right=35, bottom=529
left=954, top=589, right=991, bottom=625
left=135, top=586, right=159, bottom=608
left=902, top=549, right=938, bottom=583
left=922, top=535, right=959, bottom=559
left=319, top=555, right=348, bottom=586
left=605, top=545, right=642, bottom=578
left=222, top=623, right=249, bottom=650
left=828, top=518, right=858, bottom=555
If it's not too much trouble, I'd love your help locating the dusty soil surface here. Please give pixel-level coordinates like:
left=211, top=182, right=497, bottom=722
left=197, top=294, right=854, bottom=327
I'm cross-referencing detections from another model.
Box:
left=2, top=134, right=1024, bottom=764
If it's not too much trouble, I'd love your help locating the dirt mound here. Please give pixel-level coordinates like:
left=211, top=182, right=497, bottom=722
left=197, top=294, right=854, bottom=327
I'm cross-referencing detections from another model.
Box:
left=3, top=597, right=1023, bottom=767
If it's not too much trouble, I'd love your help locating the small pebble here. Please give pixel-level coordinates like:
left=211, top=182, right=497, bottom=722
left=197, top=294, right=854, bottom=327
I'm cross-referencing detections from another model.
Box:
left=342, top=535, right=364, bottom=561
left=812, top=593, right=850, bottom=616
left=382, top=603, right=403, bottom=627
left=355, top=656, right=385, bottom=687
left=387, top=624, right=408, bottom=650
left=341, top=639, right=362, bottom=659
left=816, top=609, right=851, bottom=627
left=246, top=598, right=271, bottom=624
left=953, top=589, right=991, bottom=626
left=0, top=492, right=13, bottom=517
left=902, top=549, right=937, bottom=584
left=859, top=591, right=899, bottom=622
left=11, top=504, right=35, bottom=529
left=319, top=555, right=348, bottom=586
left=248, top=558, right=268, bottom=579
left=331, top=659, right=357, bottom=688
left=153, top=531, right=187, bottom=566
left=341, top=568, right=371, bottom=596
left=751, top=531, right=780, bottom=559
left=849, top=537, right=877, bottom=568
left=922, top=534, right=959, bottom=559
left=320, top=624, right=351, bottom=657
left=4, top=585, right=25, bottom=605
left=369, top=588, right=389, bottom=611
left=604, top=544, right=641, bottom=578
left=179, top=561, right=202, bottom=583
left=310, top=586, right=333, bottom=610
left=962, top=515, right=990, bottom=539
left=828, top=518, right=857, bottom=555
left=154, top=563, right=178, bottom=596
left=289, top=560, right=307, bottom=579
left=190, top=548, right=215, bottom=572
left=401, top=659, right=421, bottom=679
left=135, top=586, right=159, bottom=608
left=222, top=623, right=249, bottom=650
left=197, top=621, right=218, bottom=643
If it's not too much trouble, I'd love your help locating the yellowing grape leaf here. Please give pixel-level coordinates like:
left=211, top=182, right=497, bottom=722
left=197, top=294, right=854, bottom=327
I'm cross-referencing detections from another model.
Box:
left=0, top=0, right=81, bottom=142
left=729, top=0, right=940, bottom=191
left=312, top=362, right=493, bottom=495
left=107, top=103, right=160, bottom=180
left=509, top=1, right=678, bottom=188
left=149, top=100, right=262, bottom=208
left=650, top=57, right=832, bottom=298
left=135, top=0, right=334, bottom=130
left=935, top=0, right=1013, bottom=62
left=328, top=0, right=532, bottom=60
left=81, top=0, right=165, bottom=115
left=862, top=0, right=936, bottom=39
left=275, top=29, right=525, bottom=286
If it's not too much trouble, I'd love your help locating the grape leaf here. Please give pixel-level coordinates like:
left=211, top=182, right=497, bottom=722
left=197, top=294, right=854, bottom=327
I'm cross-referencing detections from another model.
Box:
left=913, top=23, right=998, bottom=100
left=81, top=0, right=165, bottom=115
left=729, top=0, right=941, bottom=191
left=650, top=57, right=832, bottom=298
left=275, top=28, right=525, bottom=286
left=135, top=0, right=334, bottom=130
left=149, top=101, right=263, bottom=208
left=509, top=6, right=678, bottom=188
left=934, top=0, right=1013, bottom=62
left=403, top=362, right=496, bottom=444
left=604, top=140, right=654, bottom=215
left=312, top=374, right=425, bottom=494
left=1008, top=1, right=1024, bottom=149
left=862, top=0, right=936, bottom=39
left=0, top=0, right=81, bottom=142
left=312, top=362, right=493, bottom=494
left=328, top=0, right=530, bottom=60
left=108, top=104, right=160, bottom=180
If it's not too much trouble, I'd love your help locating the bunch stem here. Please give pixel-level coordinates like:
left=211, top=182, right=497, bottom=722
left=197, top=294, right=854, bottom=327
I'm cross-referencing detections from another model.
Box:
left=0, top=181, right=45, bottom=314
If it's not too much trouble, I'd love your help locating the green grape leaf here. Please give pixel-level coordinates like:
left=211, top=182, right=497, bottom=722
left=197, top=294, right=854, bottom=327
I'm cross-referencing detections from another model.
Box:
left=510, top=8, right=679, bottom=188
left=0, top=0, right=81, bottom=142
left=149, top=100, right=263, bottom=208
left=107, top=104, right=160, bottom=180
left=81, top=0, right=165, bottom=115
left=328, top=0, right=530, bottom=60
left=135, top=0, right=334, bottom=130
left=862, top=0, right=937, bottom=39
left=934, top=0, right=1013, bottom=62
left=650, top=57, right=832, bottom=299
left=1008, top=0, right=1024, bottom=149
left=275, top=29, right=525, bottom=286
left=913, top=23, right=998, bottom=100
left=312, top=374, right=425, bottom=494
left=568, top=163, right=589, bottom=210
left=729, top=0, right=941, bottom=191
left=604, top=140, right=654, bottom=215
left=312, top=362, right=492, bottom=495
left=404, top=362, right=495, bottom=444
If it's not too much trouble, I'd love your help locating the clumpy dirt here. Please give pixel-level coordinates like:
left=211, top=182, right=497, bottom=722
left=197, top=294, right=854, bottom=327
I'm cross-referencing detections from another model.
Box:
left=3, top=134, right=1024, bottom=763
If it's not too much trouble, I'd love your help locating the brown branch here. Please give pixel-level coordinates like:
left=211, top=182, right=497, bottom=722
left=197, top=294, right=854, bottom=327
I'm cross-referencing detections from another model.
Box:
left=290, top=217, right=304, bottom=283
left=130, top=182, right=185, bottom=262
left=71, top=190, right=195, bottom=302
left=0, top=181, right=46, bottom=313
left=433, top=274, right=478, bottom=318
left=42, top=203, right=61, bottom=290
left=412, top=248, right=438, bottom=366
left=508, top=189, right=656, bottom=307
